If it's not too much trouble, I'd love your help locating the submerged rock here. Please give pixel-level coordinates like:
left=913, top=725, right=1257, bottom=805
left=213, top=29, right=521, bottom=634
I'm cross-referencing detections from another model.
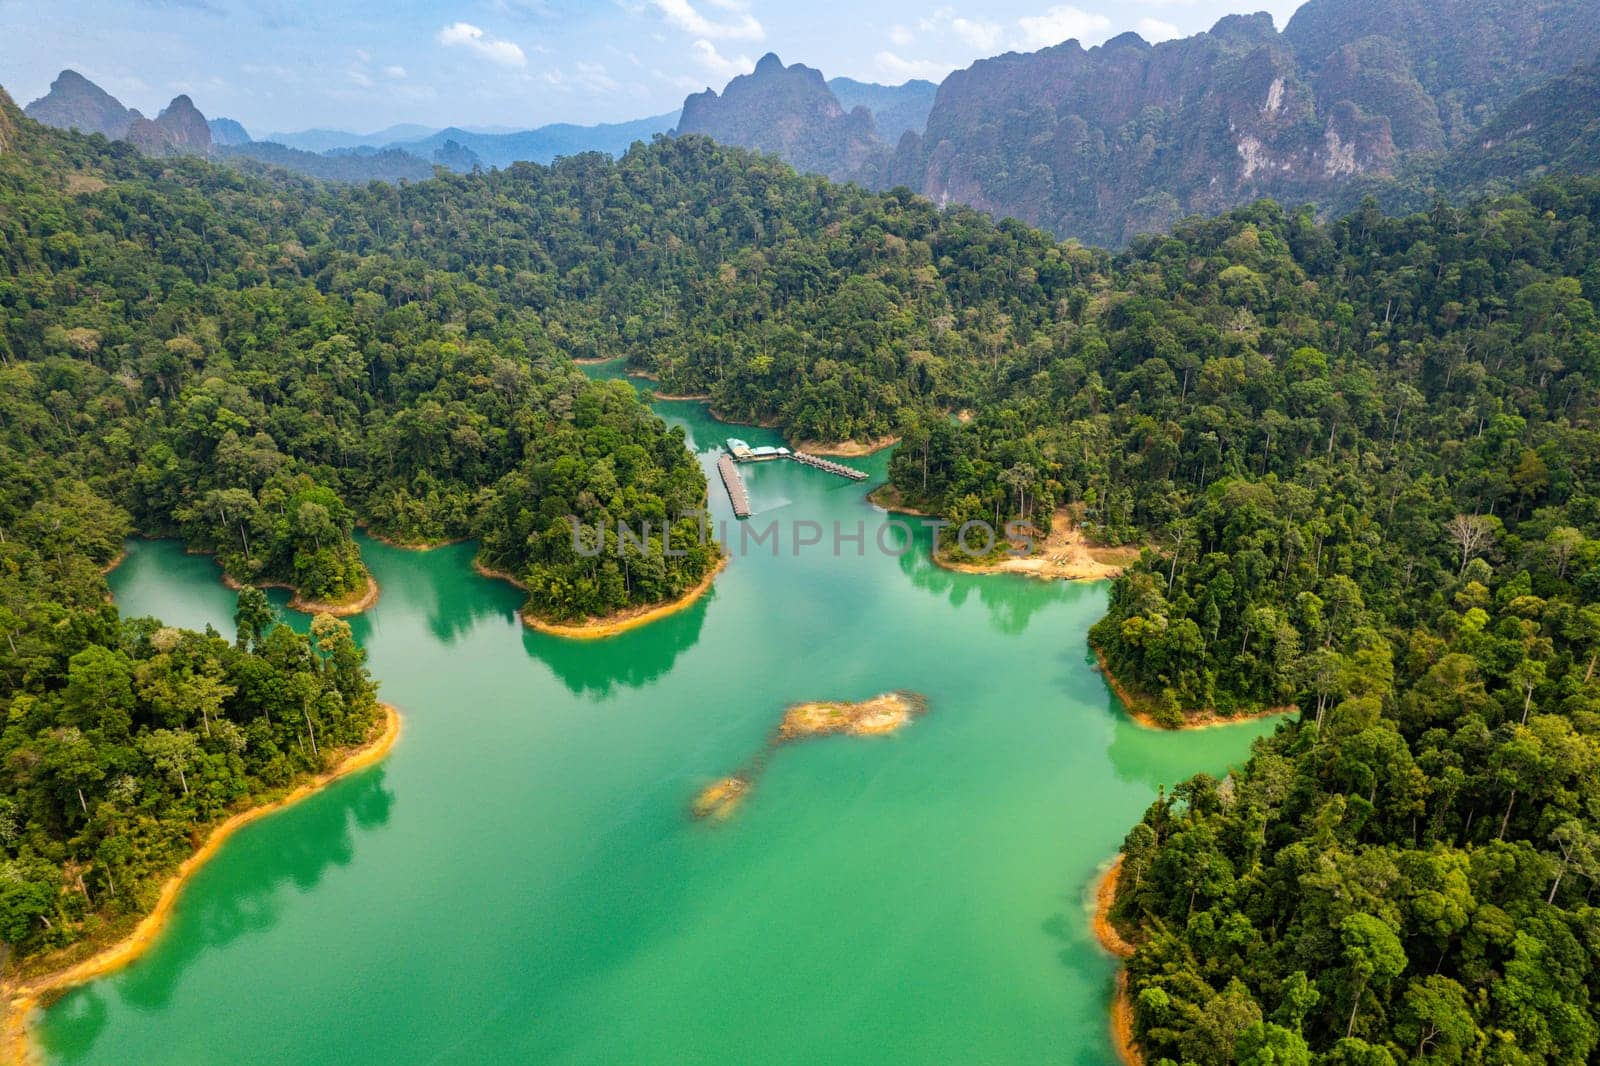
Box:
left=692, top=692, right=928, bottom=821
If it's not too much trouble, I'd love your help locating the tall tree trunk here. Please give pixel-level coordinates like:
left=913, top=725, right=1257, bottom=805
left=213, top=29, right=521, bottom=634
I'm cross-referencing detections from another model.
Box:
left=1347, top=977, right=1367, bottom=1038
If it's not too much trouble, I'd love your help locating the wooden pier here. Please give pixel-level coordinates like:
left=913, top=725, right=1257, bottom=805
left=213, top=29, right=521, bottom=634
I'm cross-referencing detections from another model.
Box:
left=717, top=454, right=752, bottom=518
left=790, top=451, right=869, bottom=481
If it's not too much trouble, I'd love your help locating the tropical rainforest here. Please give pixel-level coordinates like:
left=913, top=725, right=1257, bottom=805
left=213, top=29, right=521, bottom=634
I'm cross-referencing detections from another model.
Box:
left=4, top=61, right=1600, bottom=1063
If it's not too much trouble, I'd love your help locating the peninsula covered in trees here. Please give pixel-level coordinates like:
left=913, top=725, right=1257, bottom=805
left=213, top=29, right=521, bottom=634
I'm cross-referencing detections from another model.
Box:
left=4, top=63, right=1600, bottom=1062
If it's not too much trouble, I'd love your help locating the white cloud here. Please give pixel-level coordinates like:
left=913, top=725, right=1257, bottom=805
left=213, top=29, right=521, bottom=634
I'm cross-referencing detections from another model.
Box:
left=652, top=0, right=763, bottom=41
left=1136, top=17, right=1180, bottom=40
left=951, top=16, right=1003, bottom=51
left=888, top=23, right=914, bottom=47
left=654, top=68, right=707, bottom=92
left=1015, top=6, right=1112, bottom=50
left=436, top=22, right=528, bottom=68
left=348, top=69, right=373, bottom=88
left=690, top=38, right=755, bottom=79
left=383, top=65, right=408, bottom=79
left=874, top=50, right=953, bottom=82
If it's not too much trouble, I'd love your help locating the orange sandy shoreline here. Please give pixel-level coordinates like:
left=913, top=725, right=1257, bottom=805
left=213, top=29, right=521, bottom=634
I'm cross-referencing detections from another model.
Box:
left=1093, top=857, right=1143, bottom=1066
left=1, top=703, right=403, bottom=1065
left=474, top=553, right=728, bottom=640
left=791, top=435, right=899, bottom=458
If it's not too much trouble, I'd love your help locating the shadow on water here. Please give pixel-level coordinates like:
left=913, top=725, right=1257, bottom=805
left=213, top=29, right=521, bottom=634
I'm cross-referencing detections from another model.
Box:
left=35, top=769, right=395, bottom=1060
left=353, top=537, right=520, bottom=647
left=893, top=521, right=1060, bottom=636
left=519, top=590, right=709, bottom=698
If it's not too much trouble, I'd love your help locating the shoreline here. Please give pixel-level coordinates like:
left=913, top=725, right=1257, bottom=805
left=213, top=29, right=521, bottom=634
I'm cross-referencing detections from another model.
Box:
left=474, top=553, right=729, bottom=640
left=98, top=547, right=127, bottom=576
left=868, top=484, right=938, bottom=517
left=641, top=389, right=712, bottom=401
left=1092, top=857, right=1143, bottom=1066
left=1, top=703, right=403, bottom=1065
left=1093, top=648, right=1295, bottom=731
left=929, top=548, right=1124, bottom=582
left=791, top=435, right=899, bottom=458
left=360, top=528, right=466, bottom=552
left=932, top=507, right=1140, bottom=583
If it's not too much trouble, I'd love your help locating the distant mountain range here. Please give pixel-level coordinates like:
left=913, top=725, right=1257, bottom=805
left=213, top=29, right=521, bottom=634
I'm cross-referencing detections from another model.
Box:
left=670, top=0, right=1600, bottom=244
left=19, top=0, right=1600, bottom=242
left=19, top=75, right=688, bottom=182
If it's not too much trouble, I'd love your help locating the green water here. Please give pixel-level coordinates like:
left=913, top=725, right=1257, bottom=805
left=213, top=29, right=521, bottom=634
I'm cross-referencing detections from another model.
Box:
left=38, top=386, right=1281, bottom=1065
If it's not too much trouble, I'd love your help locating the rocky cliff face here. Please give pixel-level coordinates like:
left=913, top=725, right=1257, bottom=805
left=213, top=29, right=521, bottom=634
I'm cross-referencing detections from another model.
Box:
left=679, top=54, right=886, bottom=183
left=1283, top=0, right=1600, bottom=127
left=28, top=75, right=213, bottom=159
left=682, top=0, right=1600, bottom=245
left=23, top=69, right=141, bottom=140
left=0, top=87, right=17, bottom=154
left=887, top=15, right=1403, bottom=246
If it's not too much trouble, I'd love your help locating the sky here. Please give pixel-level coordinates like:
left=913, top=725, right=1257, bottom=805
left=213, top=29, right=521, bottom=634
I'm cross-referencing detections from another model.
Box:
left=0, top=0, right=1307, bottom=137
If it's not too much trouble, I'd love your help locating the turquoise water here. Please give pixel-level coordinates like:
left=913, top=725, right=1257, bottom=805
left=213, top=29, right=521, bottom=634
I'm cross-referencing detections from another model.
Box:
left=37, top=387, right=1280, bottom=1064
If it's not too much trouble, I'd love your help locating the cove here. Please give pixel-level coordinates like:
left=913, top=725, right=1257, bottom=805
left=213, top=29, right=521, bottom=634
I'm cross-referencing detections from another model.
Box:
left=35, top=386, right=1280, bottom=1065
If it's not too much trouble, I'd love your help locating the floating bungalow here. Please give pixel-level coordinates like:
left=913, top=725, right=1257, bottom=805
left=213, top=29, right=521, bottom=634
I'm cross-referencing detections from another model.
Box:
left=725, top=438, right=866, bottom=481
left=726, top=438, right=791, bottom=462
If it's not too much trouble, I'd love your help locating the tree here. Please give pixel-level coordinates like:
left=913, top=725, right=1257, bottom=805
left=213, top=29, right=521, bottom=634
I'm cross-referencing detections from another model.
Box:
left=234, top=585, right=275, bottom=651
left=139, top=729, right=200, bottom=797
left=1396, top=976, right=1476, bottom=1060
left=1444, top=514, right=1498, bottom=576
left=1339, top=914, right=1406, bottom=1039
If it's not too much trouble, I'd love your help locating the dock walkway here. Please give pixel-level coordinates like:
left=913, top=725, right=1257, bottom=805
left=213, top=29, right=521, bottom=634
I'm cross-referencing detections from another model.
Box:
left=790, top=452, right=869, bottom=481
left=717, top=454, right=752, bottom=518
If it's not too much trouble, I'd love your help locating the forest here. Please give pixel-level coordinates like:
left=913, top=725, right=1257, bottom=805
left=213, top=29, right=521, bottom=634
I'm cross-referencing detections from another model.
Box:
left=4, top=79, right=1600, bottom=1060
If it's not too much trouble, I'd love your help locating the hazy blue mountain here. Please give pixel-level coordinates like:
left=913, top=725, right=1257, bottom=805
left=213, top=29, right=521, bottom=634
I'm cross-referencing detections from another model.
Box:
left=220, top=141, right=436, bottom=182
left=392, top=111, right=680, bottom=170
left=827, top=76, right=937, bottom=142
left=265, top=124, right=438, bottom=152
left=207, top=117, right=251, bottom=145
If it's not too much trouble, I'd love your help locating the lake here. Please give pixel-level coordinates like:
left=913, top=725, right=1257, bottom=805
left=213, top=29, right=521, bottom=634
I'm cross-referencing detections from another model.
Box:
left=36, top=382, right=1279, bottom=1064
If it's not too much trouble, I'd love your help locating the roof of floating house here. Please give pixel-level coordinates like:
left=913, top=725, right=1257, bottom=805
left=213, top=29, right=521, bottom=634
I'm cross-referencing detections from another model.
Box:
left=727, top=438, right=752, bottom=456
left=750, top=445, right=790, bottom=458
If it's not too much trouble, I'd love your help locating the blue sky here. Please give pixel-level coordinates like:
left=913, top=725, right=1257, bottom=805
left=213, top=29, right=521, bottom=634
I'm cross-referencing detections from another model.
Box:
left=1, top=0, right=1305, bottom=136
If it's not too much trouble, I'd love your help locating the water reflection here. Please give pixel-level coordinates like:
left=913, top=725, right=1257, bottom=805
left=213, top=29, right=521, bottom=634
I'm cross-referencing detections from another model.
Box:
left=1103, top=699, right=1291, bottom=792
left=354, top=538, right=520, bottom=647
left=35, top=769, right=395, bottom=1061
left=893, top=521, right=1061, bottom=636
left=520, top=593, right=708, bottom=698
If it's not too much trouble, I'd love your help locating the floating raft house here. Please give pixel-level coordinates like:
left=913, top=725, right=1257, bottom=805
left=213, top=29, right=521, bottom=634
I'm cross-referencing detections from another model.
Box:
left=725, top=438, right=867, bottom=481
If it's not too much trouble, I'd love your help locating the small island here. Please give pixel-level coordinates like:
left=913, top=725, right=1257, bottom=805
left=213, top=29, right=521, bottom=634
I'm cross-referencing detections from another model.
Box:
left=777, top=691, right=926, bottom=739
left=692, top=692, right=927, bottom=821
left=221, top=569, right=381, bottom=618
left=478, top=553, right=729, bottom=640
